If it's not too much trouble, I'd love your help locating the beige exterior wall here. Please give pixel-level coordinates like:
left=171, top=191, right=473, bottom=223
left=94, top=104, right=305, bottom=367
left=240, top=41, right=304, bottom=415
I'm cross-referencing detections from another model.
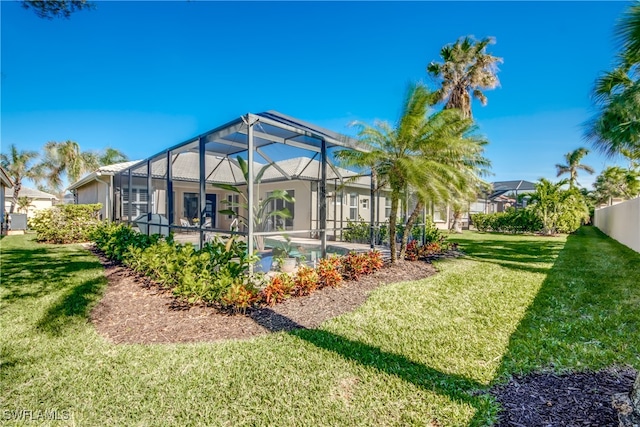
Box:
left=594, top=197, right=640, bottom=253
left=76, top=178, right=110, bottom=220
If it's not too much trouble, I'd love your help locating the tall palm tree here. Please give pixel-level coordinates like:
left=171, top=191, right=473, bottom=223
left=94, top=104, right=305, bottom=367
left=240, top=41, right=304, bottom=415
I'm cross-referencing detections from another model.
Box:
left=427, top=36, right=502, bottom=118
left=336, top=83, right=489, bottom=261
left=555, top=147, right=595, bottom=189
left=0, top=144, right=41, bottom=213
left=39, top=140, right=98, bottom=193
left=586, top=4, right=640, bottom=157
left=97, top=147, right=128, bottom=165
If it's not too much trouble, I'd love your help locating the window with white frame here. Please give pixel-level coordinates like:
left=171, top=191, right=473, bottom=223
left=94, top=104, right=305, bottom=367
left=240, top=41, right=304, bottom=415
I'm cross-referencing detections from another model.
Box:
left=227, top=194, right=240, bottom=219
left=267, top=190, right=295, bottom=230
left=123, top=187, right=149, bottom=218
left=349, top=193, right=358, bottom=221
left=385, top=197, right=392, bottom=219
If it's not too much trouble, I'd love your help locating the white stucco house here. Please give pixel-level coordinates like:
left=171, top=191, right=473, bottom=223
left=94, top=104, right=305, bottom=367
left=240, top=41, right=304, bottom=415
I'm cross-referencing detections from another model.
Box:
left=3, top=186, right=58, bottom=218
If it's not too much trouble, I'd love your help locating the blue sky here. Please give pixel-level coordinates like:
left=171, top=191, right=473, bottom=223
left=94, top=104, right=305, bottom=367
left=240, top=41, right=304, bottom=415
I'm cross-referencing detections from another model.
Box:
left=1, top=1, right=633, bottom=189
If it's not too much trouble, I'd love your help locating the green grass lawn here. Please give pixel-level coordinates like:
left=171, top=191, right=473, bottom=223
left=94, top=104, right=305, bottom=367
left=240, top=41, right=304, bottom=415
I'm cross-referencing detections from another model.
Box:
left=1, top=227, right=638, bottom=426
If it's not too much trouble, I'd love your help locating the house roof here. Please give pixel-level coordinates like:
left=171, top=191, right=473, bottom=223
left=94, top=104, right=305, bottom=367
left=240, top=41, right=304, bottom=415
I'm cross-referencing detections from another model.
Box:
left=123, top=110, right=362, bottom=174
left=69, top=155, right=367, bottom=190
left=67, top=160, right=142, bottom=191
left=489, top=180, right=536, bottom=200
left=0, top=166, right=13, bottom=188
left=5, top=187, right=58, bottom=200
left=492, top=180, right=536, bottom=193
left=126, top=154, right=364, bottom=185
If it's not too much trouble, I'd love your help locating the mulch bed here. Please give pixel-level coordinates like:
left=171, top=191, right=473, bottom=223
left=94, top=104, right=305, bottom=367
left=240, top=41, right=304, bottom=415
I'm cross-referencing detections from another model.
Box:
left=88, top=246, right=438, bottom=344
left=491, top=367, right=637, bottom=427
left=89, top=246, right=637, bottom=426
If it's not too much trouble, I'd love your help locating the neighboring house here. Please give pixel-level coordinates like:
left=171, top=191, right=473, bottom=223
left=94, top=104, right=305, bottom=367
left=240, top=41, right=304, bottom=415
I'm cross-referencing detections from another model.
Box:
left=424, top=180, right=537, bottom=231
left=486, top=180, right=537, bottom=212
left=0, top=166, right=13, bottom=233
left=3, top=187, right=58, bottom=218
left=67, top=160, right=141, bottom=220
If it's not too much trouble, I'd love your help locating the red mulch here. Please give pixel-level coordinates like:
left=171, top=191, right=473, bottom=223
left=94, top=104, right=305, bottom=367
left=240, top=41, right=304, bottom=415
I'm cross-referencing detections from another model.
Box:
left=89, top=247, right=438, bottom=344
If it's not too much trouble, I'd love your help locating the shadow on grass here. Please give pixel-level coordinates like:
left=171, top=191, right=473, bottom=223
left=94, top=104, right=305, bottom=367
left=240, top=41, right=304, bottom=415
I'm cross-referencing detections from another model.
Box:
left=452, top=236, right=565, bottom=274
left=36, top=276, right=106, bottom=336
left=495, top=226, right=640, bottom=378
left=1, top=247, right=101, bottom=303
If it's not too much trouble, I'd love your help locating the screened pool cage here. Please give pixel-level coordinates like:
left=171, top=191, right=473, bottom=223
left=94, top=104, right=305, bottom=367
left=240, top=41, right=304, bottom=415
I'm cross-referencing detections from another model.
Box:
left=112, top=111, right=388, bottom=268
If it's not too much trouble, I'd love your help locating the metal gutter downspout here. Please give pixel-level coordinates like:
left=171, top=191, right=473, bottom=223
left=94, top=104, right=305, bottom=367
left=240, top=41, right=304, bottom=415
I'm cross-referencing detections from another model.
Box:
left=94, top=172, right=111, bottom=221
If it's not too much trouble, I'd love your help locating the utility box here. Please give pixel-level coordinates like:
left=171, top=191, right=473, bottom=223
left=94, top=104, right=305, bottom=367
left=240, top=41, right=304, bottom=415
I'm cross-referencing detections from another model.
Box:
left=8, top=213, right=27, bottom=231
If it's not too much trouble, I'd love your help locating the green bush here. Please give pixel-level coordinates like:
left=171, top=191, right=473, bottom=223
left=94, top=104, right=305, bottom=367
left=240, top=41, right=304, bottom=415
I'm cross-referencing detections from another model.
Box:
left=93, top=222, right=388, bottom=310
left=92, top=223, right=256, bottom=305
left=471, top=209, right=542, bottom=234
left=29, top=204, right=102, bottom=243
left=343, top=217, right=370, bottom=243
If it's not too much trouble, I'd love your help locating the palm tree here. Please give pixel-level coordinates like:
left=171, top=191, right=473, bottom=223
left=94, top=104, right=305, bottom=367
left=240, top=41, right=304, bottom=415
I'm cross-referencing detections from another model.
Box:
left=586, top=4, right=640, bottom=157
left=427, top=36, right=502, bottom=118
left=39, top=140, right=98, bottom=194
left=0, top=144, right=41, bottom=213
left=336, top=83, right=490, bottom=261
left=97, top=147, right=128, bottom=165
left=555, top=147, right=595, bottom=189
left=21, top=0, right=94, bottom=19
left=16, top=196, right=35, bottom=214
left=586, top=65, right=640, bottom=157
left=593, top=166, right=640, bottom=205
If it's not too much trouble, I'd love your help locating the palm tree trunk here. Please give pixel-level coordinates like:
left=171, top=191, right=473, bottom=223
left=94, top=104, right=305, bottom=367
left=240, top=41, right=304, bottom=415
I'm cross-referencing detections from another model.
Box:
left=388, top=193, right=399, bottom=263
left=399, top=201, right=424, bottom=260
left=10, top=182, right=21, bottom=214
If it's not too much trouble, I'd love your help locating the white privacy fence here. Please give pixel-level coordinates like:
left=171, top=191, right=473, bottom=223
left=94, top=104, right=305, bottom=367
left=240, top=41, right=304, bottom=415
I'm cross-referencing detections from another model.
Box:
left=594, top=197, right=640, bottom=253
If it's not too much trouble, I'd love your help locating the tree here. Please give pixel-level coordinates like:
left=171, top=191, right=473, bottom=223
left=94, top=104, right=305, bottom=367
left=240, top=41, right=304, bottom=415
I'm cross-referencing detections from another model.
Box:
left=0, top=145, right=42, bottom=213
left=593, top=166, right=640, bottom=205
left=427, top=36, right=502, bottom=118
left=586, top=4, right=640, bottom=157
left=555, top=147, right=595, bottom=189
left=528, top=179, right=589, bottom=235
left=336, top=83, right=490, bottom=261
left=96, top=147, right=128, bottom=165
left=21, top=0, right=94, bottom=19
left=39, top=140, right=99, bottom=195
left=16, top=197, right=35, bottom=214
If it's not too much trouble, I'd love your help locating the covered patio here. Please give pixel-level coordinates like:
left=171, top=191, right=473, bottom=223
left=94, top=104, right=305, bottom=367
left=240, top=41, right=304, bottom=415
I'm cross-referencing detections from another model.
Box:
left=112, top=111, right=379, bottom=260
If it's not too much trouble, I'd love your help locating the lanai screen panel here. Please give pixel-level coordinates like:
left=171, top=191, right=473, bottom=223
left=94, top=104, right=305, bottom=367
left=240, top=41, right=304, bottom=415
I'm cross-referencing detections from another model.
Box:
left=111, top=111, right=370, bottom=255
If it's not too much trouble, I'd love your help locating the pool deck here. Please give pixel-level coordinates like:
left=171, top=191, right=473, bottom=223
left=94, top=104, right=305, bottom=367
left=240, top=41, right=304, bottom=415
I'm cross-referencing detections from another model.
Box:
left=267, top=235, right=391, bottom=259
left=172, top=232, right=391, bottom=259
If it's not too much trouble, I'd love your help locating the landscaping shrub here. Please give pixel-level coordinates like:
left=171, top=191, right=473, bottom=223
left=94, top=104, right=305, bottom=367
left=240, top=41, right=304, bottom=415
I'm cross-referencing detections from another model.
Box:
left=293, top=265, right=319, bottom=296
left=340, top=252, right=369, bottom=281
left=363, top=250, right=384, bottom=273
left=403, top=239, right=455, bottom=261
left=221, top=283, right=259, bottom=313
left=29, top=203, right=102, bottom=243
left=422, top=217, right=443, bottom=244
left=92, top=223, right=255, bottom=305
left=343, top=218, right=370, bottom=243
left=316, top=255, right=343, bottom=288
left=405, top=240, right=420, bottom=261
left=260, top=273, right=295, bottom=306
left=93, top=223, right=390, bottom=311
left=471, top=209, right=543, bottom=234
